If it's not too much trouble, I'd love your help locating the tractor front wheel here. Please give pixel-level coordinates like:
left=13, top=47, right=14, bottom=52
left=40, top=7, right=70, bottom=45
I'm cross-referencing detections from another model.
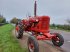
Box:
left=28, top=36, right=39, bottom=52
left=52, top=33, right=64, bottom=47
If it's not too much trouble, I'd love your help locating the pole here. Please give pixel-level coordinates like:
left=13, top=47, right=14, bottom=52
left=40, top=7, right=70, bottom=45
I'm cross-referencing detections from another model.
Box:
left=34, top=0, right=37, bottom=17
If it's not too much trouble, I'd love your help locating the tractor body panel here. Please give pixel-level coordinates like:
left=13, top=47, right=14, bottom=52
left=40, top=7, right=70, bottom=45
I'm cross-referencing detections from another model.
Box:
left=22, top=16, right=50, bottom=33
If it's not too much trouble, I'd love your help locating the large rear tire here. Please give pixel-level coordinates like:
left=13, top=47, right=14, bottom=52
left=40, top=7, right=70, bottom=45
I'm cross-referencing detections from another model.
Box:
left=27, top=36, right=39, bottom=52
left=15, top=22, right=24, bottom=39
left=52, top=33, right=64, bottom=47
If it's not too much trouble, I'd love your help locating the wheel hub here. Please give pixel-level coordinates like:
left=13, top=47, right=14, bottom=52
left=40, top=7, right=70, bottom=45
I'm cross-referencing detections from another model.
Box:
left=28, top=42, right=34, bottom=52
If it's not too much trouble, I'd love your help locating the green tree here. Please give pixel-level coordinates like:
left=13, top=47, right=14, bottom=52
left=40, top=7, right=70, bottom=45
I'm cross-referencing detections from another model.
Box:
left=0, top=14, right=6, bottom=23
left=52, top=23, right=56, bottom=27
left=67, top=19, right=70, bottom=25
left=10, top=17, right=21, bottom=24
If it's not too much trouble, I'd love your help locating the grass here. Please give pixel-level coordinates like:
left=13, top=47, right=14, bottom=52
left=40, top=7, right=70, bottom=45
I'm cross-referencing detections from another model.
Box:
left=0, top=24, right=27, bottom=52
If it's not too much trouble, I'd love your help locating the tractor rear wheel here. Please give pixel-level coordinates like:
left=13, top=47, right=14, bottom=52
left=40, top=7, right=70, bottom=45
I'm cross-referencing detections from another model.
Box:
left=52, top=33, right=64, bottom=47
left=15, top=22, right=24, bottom=39
left=28, top=36, right=39, bottom=52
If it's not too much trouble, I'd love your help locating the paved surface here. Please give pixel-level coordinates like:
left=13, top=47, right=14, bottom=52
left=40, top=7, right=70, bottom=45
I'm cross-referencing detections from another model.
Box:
left=12, top=29, right=70, bottom=52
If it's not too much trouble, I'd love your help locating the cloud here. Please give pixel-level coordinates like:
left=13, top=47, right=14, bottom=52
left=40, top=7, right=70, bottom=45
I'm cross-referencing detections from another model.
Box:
left=0, top=0, right=70, bottom=24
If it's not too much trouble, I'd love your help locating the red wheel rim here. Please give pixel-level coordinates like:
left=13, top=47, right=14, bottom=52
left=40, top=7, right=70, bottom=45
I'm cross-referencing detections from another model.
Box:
left=15, top=26, right=19, bottom=37
left=16, top=26, right=19, bottom=32
left=53, top=36, right=60, bottom=43
left=28, top=41, right=34, bottom=52
left=56, top=37, right=60, bottom=43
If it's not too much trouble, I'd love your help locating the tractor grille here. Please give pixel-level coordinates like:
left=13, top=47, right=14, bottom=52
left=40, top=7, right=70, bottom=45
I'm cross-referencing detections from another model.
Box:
left=41, top=16, right=50, bottom=30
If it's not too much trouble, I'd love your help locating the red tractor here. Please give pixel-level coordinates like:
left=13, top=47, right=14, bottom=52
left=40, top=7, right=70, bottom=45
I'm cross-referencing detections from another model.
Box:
left=15, top=1, right=64, bottom=52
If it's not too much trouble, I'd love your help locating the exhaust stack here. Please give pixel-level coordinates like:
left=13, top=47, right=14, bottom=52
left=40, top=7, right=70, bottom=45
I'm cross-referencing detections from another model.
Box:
left=34, top=1, right=37, bottom=17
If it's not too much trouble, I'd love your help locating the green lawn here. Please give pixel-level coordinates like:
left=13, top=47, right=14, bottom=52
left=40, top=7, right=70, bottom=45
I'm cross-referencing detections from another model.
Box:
left=0, top=24, right=27, bottom=52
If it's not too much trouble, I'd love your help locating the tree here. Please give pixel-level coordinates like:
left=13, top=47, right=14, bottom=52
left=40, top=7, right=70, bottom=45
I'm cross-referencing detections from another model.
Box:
left=52, top=23, right=56, bottom=27
left=0, top=14, right=6, bottom=23
left=67, top=19, right=70, bottom=25
left=10, top=17, right=21, bottom=24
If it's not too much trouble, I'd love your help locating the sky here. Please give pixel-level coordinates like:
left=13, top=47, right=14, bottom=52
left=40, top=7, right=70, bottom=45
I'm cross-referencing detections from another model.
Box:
left=0, top=0, right=70, bottom=24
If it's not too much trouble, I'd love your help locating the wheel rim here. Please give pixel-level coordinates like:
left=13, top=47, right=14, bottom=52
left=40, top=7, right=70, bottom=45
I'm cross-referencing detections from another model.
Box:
left=53, top=36, right=60, bottom=45
left=15, top=26, right=19, bottom=37
left=53, top=36, right=60, bottom=43
left=15, top=30, right=19, bottom=37
left=28, top=41, right=34, bottom=52
left=56, top=37, right=60, bottom=43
